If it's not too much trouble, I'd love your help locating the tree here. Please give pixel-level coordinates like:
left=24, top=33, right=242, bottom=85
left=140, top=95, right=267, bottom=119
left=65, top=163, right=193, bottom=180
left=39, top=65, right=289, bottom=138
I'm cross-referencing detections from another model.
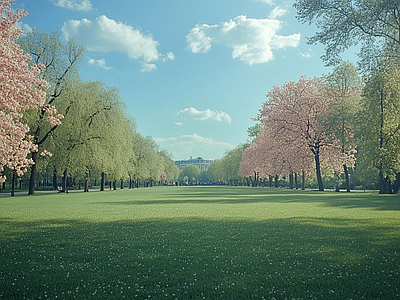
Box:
left=0, top=1, right=50, bottom=183
left=217, top=144, right=248, bottom=185
left=323, top=61, right=362, bottom=192
left=17, top=29, right=85, bottom=194
left=246, top=123, right=262, bottom=144
left=158, top=150, right=179, bottom=183
left=356, top=60, right=400, bottom=194
left=294, top=0, right=400, bottom=70
left=48, top=79, right=130, bottom=192
left=256, top=76, right=340, bottom=191
left=179, top=165, right=200, bottom=182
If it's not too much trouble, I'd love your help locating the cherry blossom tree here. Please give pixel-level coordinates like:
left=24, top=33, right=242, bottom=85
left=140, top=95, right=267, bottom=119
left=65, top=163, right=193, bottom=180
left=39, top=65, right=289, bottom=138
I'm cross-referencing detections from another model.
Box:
left=256, top=76, right=341, bottom=191
left=0, top=0, right=52, bottom=183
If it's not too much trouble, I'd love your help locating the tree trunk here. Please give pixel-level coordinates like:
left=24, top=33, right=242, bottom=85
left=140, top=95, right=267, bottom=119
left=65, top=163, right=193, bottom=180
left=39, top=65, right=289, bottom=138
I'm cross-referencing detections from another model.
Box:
left=113, top=180, right=116, bottom=190
left=62, top=168, right=67, bottom=191
left=344, top=164, right=350, bottom=192
left=100, top=172, right=105, bottom=191
left=314, top=153, right=324, bottom=191
left=294, top=173, right=298, bottom=189
left=393, top=172, right=400, bottom=194
left=84, top=171, right=89, bottom=192
left=386, top=176, right=393, bottom=194
left=120, top=179, right=124, bottom=190
left=289, top=173, right=294, bottom=189
left=274, top=175, right=279, bottom=188
left=336, top=175, right=340, bottom=192
left=11, top=171, right=16, bottom=197
left=28, top=151, right=38, bottom=195
left=302, top=170, right=306, bottom=190
left=379, top=170, right=386, bottom=194
left=53, top=168, right=57, bottom=189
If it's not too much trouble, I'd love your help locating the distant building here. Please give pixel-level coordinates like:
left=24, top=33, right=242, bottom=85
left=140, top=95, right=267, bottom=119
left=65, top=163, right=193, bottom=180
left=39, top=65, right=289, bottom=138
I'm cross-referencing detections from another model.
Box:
left=175, top=156, right=213, bottom=171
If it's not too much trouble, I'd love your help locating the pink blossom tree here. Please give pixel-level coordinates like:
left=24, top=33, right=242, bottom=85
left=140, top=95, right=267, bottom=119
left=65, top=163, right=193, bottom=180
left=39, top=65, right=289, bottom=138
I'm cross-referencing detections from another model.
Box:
left=256, top=76, right=341, bottom=191
left=0, top=0, right=52, bottom=183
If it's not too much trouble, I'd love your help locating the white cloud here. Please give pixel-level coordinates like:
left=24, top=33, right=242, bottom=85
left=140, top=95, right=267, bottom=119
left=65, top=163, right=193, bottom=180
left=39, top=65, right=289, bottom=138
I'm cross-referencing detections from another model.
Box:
left=176, top=107, right=231, bottom=123
left=181, top=133, right=232, bottom=147
left=50, top=0, right=92, bottom=11
left=14, top=22, right=32, bottom=34
left=254, top=0, right=274, bottom=4
left=269, top=6, right=288, bottom=19
left=155, top=133, right=234, bottom=160
left=154, top=137, right=177, bottom=143
left=299, top=49, right=313, bottom=58
left=88, top=58, right=113, bottom=70
left=174, top=122, right=183, bottom=126
left=163, top=52, right=175, bottom=62
left=62, top=15, right=173, bottom=71
left=140, top=62, right=157, bottom=73
left=186, top=15, right=300, bottom=64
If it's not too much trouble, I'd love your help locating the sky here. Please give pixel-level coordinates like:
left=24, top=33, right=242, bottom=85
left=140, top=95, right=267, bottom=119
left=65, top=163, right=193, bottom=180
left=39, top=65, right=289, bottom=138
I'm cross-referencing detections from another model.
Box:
left=13, top=0, right=358, bottom=161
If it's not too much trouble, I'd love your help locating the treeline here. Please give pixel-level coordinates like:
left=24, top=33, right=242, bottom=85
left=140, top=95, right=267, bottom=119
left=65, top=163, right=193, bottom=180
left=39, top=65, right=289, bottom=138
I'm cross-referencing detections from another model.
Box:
left=1, top=28, right=178, bottom=195
left=201, top=60, right=400, bottom=194
left=202, top=0, right=400, bottom=194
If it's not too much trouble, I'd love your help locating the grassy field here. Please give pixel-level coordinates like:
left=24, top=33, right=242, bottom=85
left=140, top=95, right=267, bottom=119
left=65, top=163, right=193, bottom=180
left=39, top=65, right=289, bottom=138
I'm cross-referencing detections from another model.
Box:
left=0, top=186, right=399, bottom=299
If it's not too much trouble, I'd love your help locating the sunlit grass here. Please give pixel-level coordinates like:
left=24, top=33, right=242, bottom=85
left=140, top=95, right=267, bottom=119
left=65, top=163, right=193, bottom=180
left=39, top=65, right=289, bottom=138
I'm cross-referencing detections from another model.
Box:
left=1, top=186, right=399, bottom=299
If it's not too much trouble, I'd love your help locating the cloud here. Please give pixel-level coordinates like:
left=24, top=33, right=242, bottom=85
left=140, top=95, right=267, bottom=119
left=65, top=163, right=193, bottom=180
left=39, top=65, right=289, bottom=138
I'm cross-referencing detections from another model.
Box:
left=186, top=15, right=300, bottom=64
left=62, top=15, right=174, bottom=71
left=50, top=0, right=92, bottom=11
left=88, top=58, right=113, bottom=70
left=299, top=49, right=313, bottom=58
left=174, top=122, right=183, bottom=126
left=155, top=133, right=234, bottom=160
left=154, top=137, right=177, bottom=143
left=269, top=6, right=288, bottom=19
left=253, top=0, right=274, bottom=4
left=176, top=107, right=231, bottom=123
left=140, top=62, right=157, bottom=73
left=14, top=22, right=33, bottom=34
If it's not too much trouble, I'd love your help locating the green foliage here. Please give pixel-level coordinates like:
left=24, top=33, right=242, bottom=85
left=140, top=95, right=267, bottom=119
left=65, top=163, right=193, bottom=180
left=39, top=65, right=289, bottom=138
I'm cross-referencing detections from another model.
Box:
left=207, top=144, right=248, bottom=183
left=246, top=123, right=262, bottom=144
left=356, top=61, right=400, bottom=181
left=294, top=0, right=400, bottom=70
left=179, top=164, right=200, bottom=181
left=0, top=187, right=399, bottom=299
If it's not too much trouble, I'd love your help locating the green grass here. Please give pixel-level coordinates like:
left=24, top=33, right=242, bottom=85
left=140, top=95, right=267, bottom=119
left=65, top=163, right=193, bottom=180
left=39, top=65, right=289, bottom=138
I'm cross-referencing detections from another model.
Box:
left=0, top=186, right=399, bottom=299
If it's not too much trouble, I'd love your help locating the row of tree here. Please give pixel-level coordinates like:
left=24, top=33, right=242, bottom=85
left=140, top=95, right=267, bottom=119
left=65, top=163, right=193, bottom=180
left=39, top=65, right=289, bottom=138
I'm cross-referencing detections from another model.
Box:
left=0, top=1, right=179, bottom=195
left=203, top=0, right=400, bottom=194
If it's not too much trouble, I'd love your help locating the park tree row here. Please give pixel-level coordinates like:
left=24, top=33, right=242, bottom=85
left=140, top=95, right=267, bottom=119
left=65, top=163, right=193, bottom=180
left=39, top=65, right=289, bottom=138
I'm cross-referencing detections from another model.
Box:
left=206, top=59, right=400, bottom=194
left=0, top=1, right=178, bottom=195
left=210, top=0, right=400, bottom=194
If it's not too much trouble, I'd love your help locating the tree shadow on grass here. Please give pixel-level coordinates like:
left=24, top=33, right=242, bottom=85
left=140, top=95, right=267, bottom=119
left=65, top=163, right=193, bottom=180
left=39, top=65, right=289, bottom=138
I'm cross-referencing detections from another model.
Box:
left=1, top=216, right=399, bottom=299
left=99, top=187, right=400, bottom=211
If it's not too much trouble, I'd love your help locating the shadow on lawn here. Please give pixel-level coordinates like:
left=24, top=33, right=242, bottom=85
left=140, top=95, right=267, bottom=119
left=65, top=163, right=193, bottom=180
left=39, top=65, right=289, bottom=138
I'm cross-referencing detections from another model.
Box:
left=1, top=216, right=399, bottom=299
left=99, top=187, right=400, bottom=211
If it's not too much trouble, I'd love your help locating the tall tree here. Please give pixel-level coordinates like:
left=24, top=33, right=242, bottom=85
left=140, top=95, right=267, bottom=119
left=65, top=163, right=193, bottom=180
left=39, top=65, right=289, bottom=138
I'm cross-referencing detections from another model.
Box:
left=17, top=29, right=85, bottom=194
left=323, top=61, right=362, bottom=191
left=0, top=1, right=50, bottom=183
left=356, top=61, right=400, bottom=194
left=256, top=76, right=340, bottom=191
left=294, top=0, right=400, bottom=70
left=49, top=79, right=129, bottom=191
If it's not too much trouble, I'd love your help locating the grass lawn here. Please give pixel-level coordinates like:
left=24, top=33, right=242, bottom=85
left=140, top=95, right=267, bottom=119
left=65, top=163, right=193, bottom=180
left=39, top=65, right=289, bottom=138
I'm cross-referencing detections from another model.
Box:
left=0, top=186, right=399, bottom=299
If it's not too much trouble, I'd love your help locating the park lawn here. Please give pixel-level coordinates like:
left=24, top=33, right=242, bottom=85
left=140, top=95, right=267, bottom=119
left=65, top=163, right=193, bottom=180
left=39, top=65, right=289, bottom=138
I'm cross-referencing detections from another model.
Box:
left=0, top=186, right=399, bottom=299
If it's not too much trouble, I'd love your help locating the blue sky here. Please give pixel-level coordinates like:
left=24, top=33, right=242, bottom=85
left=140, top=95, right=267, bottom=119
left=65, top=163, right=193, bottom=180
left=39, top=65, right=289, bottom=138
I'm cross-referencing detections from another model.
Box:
left=14, top=0, right=358, bottom=160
